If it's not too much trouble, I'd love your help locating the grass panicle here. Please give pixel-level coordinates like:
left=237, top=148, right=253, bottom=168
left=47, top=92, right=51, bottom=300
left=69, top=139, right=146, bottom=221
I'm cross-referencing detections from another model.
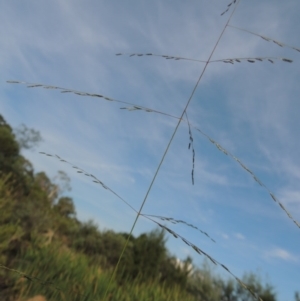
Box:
left=7, top=81, right=299, bottom=229
left=115, top=53, right=293, bottom=65
left=221, top=0, right=237, bottom=16
left=35, top=152, right=265, bottom=301
left=193, top=128, right=300, bottom=229
left=142, top=214, right=215, bottom=243
left=4, top=1, right=299, bottom=300
left=184, top=111, right=196, bottom=185
left=38, top=152, right=215, bottom=243
left=228, top=24, right=300, bottom=53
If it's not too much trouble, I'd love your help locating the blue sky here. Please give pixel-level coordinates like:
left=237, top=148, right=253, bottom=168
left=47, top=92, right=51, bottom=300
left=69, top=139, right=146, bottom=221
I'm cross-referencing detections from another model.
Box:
left=1, top=0, right=300, bottom=300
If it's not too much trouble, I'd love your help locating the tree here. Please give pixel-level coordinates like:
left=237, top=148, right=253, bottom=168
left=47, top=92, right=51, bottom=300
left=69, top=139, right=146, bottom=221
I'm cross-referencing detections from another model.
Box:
left=54, top=197, right=76, bottom=217
left=188, top=261, right=222, bottom=301
left=0, top=115, right=34, bottom=196
left=219, top=272, right=277, bottom=301
left=0, top=115, right=78, bottom=255
left=0, top=174, right=23, bottom=263
left=34, top=170, right=71, bottom=204
left=52, top=170, right=71, bottom=197
left=14, top=123, right=42, bottom=150
left=0, top=115, right=20, bottom=161
left=34, top=171, right=58, bottom=203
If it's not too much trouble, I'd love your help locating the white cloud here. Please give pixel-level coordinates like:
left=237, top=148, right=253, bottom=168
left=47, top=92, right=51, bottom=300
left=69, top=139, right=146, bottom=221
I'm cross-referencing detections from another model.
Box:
left=279, top=190, right=300, bottom=207
left=264, top=247, right=298, bottom=262
left=1, top=2, right=300, bottom=300
left=235, top=233, right=245, bottom=240
left=277, top=189, right=300, bottom=219
left=221, top=233, right=229, bottom=240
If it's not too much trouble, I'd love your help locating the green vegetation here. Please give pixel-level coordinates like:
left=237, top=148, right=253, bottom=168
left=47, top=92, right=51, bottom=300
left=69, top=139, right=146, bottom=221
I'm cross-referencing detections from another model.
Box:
left=0, top=114, right=295, bottom=301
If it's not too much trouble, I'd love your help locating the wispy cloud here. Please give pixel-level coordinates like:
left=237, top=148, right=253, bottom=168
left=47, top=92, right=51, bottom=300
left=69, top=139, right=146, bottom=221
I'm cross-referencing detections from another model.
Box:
left=1, top=1, right=300, bottom=300
left=221, top=233, right=229, bottom=240
left=279, top=189, right=300, bottom=207
left=264, top=247, right=298, bottom=262
left=235, top=233, right=245, bottom=240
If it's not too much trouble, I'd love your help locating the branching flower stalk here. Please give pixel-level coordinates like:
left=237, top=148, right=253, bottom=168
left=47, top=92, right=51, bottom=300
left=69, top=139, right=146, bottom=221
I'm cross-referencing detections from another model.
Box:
left=104, top=0, right=243, bottom=298
left=227, top=24, right=300, bottom=53
left=7, top=72, right=300, bottom=228
left=116, top=52, right=293, bottom=64
left=4, top=0, right=299, bottom=300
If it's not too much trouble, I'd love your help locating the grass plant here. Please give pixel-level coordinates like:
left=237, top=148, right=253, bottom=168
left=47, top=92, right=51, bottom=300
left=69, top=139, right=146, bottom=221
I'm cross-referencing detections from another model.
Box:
left=2, top=0, right=300, bottom=300
left=4, top=244, right=196, bottom=301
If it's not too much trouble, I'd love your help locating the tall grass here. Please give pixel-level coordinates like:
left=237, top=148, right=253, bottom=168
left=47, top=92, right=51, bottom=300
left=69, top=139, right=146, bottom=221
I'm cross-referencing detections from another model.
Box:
left=3, top=0, right=300, bottom=300
left=10, top=244, right=195, bottom=301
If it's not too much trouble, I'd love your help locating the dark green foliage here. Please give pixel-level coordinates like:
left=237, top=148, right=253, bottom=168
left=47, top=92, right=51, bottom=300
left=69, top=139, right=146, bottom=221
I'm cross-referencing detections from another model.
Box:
left=0, top=115, right=34, bottom=196
left=72, top=226, right=192, bottom=287
left=14, top=123, right=42, bottom=150
left=188, top=263, right=223, bottom=301
left=5, top=243, right=196, bottom=301
left=128, top=229, right=167, bottom=281
left=216, top=273, right=276, bottom=301
left=0, top=175, right=23, bottom=262
left=186, top=261, right=278, bottom=301
left=54, top=197, right=76, bottom=218
left=72, top=220, right=104, bottom=256
left=34, top=172, right=58, bottom=203
left=0, top=115, right=20, bottom=160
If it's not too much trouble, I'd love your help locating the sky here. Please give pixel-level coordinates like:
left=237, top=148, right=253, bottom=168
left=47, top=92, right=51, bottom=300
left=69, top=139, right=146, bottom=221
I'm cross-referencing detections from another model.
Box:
left=1, top=0, right=300, bottom=300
